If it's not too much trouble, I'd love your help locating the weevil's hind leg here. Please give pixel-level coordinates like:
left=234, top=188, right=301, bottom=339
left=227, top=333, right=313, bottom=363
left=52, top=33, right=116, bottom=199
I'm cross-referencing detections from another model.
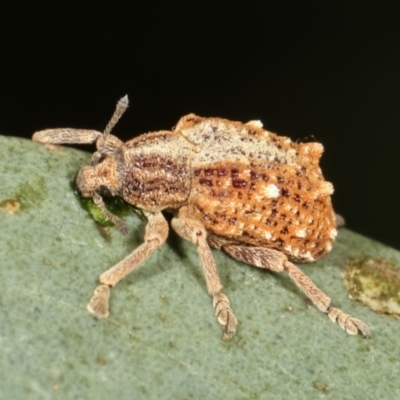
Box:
left=171, top=207, right=237, bottom=340
left=87, top=211, right=168, bottom=319
left=32, top=129, right=102, bottom=144
left=222, top=244, right=370, bottom=337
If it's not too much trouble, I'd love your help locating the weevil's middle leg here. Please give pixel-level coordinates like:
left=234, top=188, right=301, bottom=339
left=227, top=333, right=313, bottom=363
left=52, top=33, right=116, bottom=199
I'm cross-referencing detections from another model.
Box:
left=222, top=244, right=370, bottom=337
left=172, top=207, right=238, bottom=340
left=87, top=211, right=168, bottom=319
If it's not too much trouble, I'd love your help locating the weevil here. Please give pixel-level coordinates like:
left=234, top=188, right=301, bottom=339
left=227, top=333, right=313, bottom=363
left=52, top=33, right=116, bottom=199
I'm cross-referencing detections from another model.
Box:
left=33, top=96, right=370, bottom=339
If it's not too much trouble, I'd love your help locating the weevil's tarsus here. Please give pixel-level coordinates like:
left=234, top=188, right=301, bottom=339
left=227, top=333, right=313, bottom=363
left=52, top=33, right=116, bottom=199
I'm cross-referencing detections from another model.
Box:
left=87, top=284, right=110, bottom=319
left=327, top=307, right=370, bottom=337
left=213, top=293, right=237, bottom=340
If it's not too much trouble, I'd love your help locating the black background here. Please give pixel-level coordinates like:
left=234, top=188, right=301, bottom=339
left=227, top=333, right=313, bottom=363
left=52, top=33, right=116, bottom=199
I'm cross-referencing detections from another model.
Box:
left=1, top=3, right=399, bottom=249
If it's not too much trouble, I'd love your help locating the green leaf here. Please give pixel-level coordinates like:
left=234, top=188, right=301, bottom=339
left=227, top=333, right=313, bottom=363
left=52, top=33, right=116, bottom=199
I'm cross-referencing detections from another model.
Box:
left=1, top=135, right=400, bottom=399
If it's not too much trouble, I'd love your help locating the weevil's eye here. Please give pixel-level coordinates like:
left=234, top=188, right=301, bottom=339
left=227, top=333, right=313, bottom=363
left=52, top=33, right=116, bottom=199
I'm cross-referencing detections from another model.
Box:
left=98, top=185, right=112, bottom=197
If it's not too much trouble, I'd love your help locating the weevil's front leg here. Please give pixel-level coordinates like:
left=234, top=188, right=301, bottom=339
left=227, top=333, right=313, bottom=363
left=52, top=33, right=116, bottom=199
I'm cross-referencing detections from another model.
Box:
left=32, top=129, right=102, bottom=144
left=171, top=207, right=237, bottom=340
left=87, top=211, right=168, bottom=319
left=222, top=244, right=370, bottom=337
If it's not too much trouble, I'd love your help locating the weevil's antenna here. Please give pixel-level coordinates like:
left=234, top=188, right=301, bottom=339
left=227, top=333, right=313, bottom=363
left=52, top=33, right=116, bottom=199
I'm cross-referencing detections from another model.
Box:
left=103, top=95, right=129, bottom=137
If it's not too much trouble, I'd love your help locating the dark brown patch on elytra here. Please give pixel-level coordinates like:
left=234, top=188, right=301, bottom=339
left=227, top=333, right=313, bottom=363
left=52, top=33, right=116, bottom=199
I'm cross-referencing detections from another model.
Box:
left=250, top=171, right=260, bottom=180
left=231, top=168, right=239, bottom=178
left=199, top=178, right=213, bottom=187
left=232, top=179, right=247, bottom=189
left=217, top=168, right=227, bottom=176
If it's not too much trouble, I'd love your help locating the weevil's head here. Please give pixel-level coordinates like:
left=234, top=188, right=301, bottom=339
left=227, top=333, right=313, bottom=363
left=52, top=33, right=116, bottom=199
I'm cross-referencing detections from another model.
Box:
left=76, top=156, right=124, bottom=198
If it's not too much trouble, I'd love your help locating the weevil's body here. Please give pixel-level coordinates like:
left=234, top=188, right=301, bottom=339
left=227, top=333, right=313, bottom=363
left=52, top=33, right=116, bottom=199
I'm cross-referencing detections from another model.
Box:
left=33, top=96, right=369, bottom=339
left=99, top=114, right=336, bottom=262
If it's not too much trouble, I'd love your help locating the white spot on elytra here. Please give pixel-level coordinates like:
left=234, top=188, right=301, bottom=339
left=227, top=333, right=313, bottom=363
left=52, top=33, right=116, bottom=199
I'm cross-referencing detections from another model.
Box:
left=264, top=231, right=272, bottom=240
left=303, top=251, right=314, bottom=261
left=295, top=229, right=306, bottom=238
left=246, top=120, right=263, bottom=128
left=292, top=247, right=300, bottom=257
left=284, top=203, right=292, bottom=211
left=309, top=142, right=323, bottom=157
left=316, top=181, right=334, bottom=198
left=254, top=213, right=262, bottom=221
left=284, top=245, right=293, bottom=253
left=264, top=184, right=280, bottom=198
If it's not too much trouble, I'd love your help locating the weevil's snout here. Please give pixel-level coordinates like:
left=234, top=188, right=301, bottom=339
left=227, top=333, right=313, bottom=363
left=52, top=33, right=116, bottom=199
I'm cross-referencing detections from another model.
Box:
left=76, top=166, right=98, bottom=197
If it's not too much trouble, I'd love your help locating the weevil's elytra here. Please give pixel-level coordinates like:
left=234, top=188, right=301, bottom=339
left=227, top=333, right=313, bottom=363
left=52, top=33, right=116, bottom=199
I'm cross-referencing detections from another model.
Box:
left=32, top=96, right=370, bottom=339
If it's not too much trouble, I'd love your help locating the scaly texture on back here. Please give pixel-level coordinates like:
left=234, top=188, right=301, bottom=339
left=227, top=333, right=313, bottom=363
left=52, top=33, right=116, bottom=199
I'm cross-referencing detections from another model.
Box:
left=176, top=114, right=337, bottom=262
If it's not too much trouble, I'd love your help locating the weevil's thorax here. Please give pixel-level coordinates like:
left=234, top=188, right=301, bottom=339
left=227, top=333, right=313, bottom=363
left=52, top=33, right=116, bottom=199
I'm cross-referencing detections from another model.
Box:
left=121, top=130, right=193, bottom=212
left=176, top=115, right=337, bottom=263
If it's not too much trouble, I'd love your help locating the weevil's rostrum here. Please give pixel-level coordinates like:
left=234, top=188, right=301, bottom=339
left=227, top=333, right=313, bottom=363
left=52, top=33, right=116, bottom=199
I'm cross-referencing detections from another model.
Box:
left=33, top=96, right=370, bottom=339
